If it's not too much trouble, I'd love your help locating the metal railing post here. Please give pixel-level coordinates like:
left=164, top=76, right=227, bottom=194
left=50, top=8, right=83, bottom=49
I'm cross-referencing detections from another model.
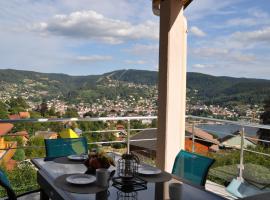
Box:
left=127, top=119, right=131, bottom=154
left=192, top=122, right=195, bottom=152
left=238, top=127, right=245, bottom=182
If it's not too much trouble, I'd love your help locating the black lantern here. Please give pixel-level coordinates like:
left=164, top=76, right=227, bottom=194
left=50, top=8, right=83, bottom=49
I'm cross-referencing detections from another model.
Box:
left=117, top=154, right=140, bottom=179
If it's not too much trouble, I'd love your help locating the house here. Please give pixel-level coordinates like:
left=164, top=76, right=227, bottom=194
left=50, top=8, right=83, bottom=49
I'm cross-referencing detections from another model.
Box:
left=19, top=112, right=30, bottom=119
left=113, top=124, right=127, bottom=139
left=130, top=126, right=220, bottom=159
left=185, top=126, right=220, bottom=152
left=8, top=114, right=20, bottom=120
left=219, top=131, right=256, bottom=149
left=0, top=123, right=17, bottom=170
left=8, top=131, right=29, bottom=145
left=0, top=123, right=14, bottom=136
left=112, top=131, right=126, bottom=139
left=35, top=131, right=58, bottom=139
left=74, top=128, right=83, bottom=136
left=59, top=128, right=78, bottom=139
left=8, top=112, right=30, bottom=120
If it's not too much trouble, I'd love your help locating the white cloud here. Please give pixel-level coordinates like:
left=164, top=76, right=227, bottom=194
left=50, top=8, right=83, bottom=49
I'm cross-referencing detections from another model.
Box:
left=224, top=8, right=270, bottom=28
left=125, top=44, right=159, bottom=55
left=191, top=47, right=256, bottom=63
left=190, top=26, right=206, bottom=37
left=248, top=8, right=269, bottom=19
left=226, top=18, right=259, bottom=27
left=76, top=55, right=112, bottom=62
left=186, top=0, right=242, bottom=20
left=231, top=27, right=270, bottom=45
left=192, top=47, right=228, bottom=57
left=125, top=60, right=146, bottom=65
left=32, top=10, right=159, bottom=44
left=193, top=64, right=206, bottom=68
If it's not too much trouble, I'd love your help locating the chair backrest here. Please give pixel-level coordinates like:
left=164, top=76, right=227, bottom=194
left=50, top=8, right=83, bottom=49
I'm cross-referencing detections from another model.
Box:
left=0, top=169, right=17, bottom=200
left=172, top=150, right=215, bottom=186
left=45, top=137, right=88, bottom=160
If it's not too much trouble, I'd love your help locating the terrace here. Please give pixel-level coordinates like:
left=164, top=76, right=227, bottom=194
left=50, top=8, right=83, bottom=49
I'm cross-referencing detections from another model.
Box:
left=0, top=0, right=269, bottom=199
left=0, top=116, right=269, bottom=199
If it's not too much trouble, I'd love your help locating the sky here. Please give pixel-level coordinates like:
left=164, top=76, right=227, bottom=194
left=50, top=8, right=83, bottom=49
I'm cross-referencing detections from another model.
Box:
left=0, top=0, right=270, bottom=79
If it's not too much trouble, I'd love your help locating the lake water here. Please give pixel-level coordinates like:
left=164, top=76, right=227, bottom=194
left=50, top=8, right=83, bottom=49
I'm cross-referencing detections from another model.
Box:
left=196, top=123, right=258, bottom=138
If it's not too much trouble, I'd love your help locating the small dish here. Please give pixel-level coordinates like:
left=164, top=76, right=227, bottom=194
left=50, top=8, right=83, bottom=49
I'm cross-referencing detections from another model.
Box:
left=66, top=174, right=96, bottom=185
left=67, top=155, right=87, bottom=161
left=138, top=166, right=162, bottom=175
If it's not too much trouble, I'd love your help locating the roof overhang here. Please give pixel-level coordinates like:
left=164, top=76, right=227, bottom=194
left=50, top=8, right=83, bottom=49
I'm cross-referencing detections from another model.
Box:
left=152, top=0, right=193, bottom=16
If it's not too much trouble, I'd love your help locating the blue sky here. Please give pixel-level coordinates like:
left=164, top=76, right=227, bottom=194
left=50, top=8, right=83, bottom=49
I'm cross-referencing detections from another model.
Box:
left=0, top=0, right=269, bottom=79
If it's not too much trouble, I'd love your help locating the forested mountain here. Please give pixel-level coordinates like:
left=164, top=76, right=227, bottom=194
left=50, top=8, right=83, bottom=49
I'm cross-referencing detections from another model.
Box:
left=1, top=69, right=270, bottom=106
left=187, top=73, right=270, bottom=106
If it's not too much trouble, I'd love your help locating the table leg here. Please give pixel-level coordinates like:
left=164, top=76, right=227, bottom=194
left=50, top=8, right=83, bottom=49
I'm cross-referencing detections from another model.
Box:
left=155, top=182, right=164, bottom=200
left=96, top=190, right=108, bottom=200
left=40, top=189, right=49, bottom=200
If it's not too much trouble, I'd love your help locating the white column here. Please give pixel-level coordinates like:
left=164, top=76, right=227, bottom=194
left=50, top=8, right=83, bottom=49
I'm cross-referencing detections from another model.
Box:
left=156, top=0, right=187, bottom=172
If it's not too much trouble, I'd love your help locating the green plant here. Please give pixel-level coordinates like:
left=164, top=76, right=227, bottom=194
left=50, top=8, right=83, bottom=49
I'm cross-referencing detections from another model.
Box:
left=24, top=136, right=45, bottom=158
left=0, top=163, right=38, bottom=197
left=13, top=149, right=25, bottom=161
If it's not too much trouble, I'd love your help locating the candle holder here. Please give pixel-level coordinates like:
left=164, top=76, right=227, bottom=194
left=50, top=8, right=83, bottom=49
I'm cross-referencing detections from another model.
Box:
left=117, top=153, right=140, bottom=179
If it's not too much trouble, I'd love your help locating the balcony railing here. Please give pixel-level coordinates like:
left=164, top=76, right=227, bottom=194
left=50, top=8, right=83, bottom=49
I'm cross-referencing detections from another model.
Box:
left=0, top=115, right=269, bottom=199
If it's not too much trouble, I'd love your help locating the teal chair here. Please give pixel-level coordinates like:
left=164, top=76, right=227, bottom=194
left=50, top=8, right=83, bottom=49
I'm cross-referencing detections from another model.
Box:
left=44, top=137, right=88, bottom=160
left=0, top=169, right=39, bottom=200
left=172, top=150, right=215, bottom=186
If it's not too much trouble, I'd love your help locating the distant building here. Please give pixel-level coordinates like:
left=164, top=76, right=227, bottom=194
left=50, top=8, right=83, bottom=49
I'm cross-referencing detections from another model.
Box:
left=35, top=131, right=58, bottom=139
left=219, top=131, right=256, bottom=149
left=113, top=124, right=127, bottom=139
left=0, top=123, right=17, bottom=170
left=19, top=112, right=30, bottom=119
left=8, top=111, right=30, bottom=120
left=130, top=127, right=220, bottom=159
left=8, top=114, right=20, bottom=120
left=0, top=123, right=14, bottom=136
left=8, top=131, right=29, bottom=145
left=74, top=128, right=83, bottom=136
left=59, top=128, right=79, bottom=139
left=185, top=126, right=220, bottom=152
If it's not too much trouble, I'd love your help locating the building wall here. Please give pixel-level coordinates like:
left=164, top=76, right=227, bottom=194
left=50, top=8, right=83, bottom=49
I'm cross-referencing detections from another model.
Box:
left=185, top=139, right=209, bottom=155
left=0, top=141, right=17, bottom=167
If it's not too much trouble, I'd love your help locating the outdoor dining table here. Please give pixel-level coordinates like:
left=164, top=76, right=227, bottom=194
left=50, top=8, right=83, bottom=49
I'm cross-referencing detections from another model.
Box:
left=31, top=153, right=227, bottom=200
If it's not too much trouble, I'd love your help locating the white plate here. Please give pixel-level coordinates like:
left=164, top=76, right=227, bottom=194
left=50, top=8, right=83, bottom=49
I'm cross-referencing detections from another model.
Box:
left=66, top=174, right=96, bottom=185
left=138, top=166, right=162, bottom=175
left=67, top=155, right=87, bottom=161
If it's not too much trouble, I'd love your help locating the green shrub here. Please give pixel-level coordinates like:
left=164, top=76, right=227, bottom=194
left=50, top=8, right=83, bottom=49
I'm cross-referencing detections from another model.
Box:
left=13, top=149, right=25, bottom=161
left=0, top=163, right=38, bottom=197
left=24, top=136, right=45, bottom=158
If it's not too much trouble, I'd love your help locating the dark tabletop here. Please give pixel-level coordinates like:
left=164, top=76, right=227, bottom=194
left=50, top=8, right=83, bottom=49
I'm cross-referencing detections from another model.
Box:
left=32, top=154, right=227, bottom=200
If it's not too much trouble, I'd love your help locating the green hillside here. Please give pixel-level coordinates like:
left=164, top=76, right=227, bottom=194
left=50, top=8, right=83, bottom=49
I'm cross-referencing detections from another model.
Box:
left=0, top=69, right=270, bottom=105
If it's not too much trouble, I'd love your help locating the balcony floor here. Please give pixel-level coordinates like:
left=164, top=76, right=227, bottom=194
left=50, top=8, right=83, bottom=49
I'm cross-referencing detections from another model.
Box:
left=206, top=180, right=237, bottom=200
